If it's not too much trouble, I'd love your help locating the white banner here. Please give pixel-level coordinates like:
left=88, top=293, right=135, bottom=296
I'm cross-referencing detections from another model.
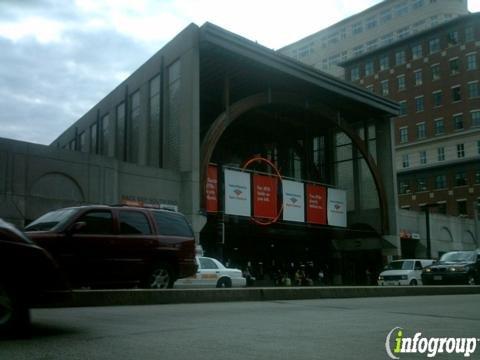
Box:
left=282, top=180, right=305, bottom=222
left=224, top=169, right=251, bottom=217
left=327, top=188, right=347, bottom=227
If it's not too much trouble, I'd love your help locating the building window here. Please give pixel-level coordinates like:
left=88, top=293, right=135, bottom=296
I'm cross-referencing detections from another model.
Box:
left=465, top=26, right=474, bottom=42
left=381, top=80, right=389, bottom=96
left=447, top=30, right=459, bottom=46
left=395, top=50, right=406, bottom=66
left=457, top=200, right=467, bottom=216
left=449, top=58, right=460, bottom=75
left=90, top=122, right=98, bottom=154
left=416, top=123, right=426, bottom=139
left=411, top=44, right=423, bottom=60
left=466, top=53, right=477, bottom=71
left=435, top=175, right=447, bottom=189
left=432, top=90, right=442, bottom=107
left=366, top=16, right=377, bottom=30
left=414, top=69, right=423, bottom=86
left=472, top=110, right=480, bottom=127
left=412, top=0, right=424, bottom=9
left=468, top=82, right=480, bottom=98
left=399, top=180, right=411, bottom=194
left=380, top=9, right=392, bottom=23
left=116, top=102, right=126, bottom=161
left=148, top=74, right=161, bottom=167
left=351, top=67, right=360, bottom=81
left=399, top=100, right=407, bottom=116
left=455, top=172, right=467, bottom=186
left=453, top=114, right=463, bottom=130
left=457, top=143, right=465, bottom=158
left=431, top=63, right=440, bottom=81
left=451, top=86, right=461, bottom=102
left=397, top=74, right=406, bottom=91
left=365, top=60, right=374, bottom=76
left=394, top=2, right=409, bottom=17
left=100, top=113, right=110, bottom=156
left=419, top=150, right=427, bottom=164
left=352, top=22, right=363, bottom=35
left=78, top=131, right=86, bottom=153
left=429, top=38, right=440, bottom=54
left=380, top=55, right=389, bottom=70
left=402, top=154, right=410, bottom=168
left=68, top=139, right=76, bottom=151
left=434, top=118, right=444, bottom=135
left=415, top=96, right=424, bottom=112
left=399, top=127, right=408, bottom=143
left=417, top=178, right=427, bottom=192
left=437, top=147, right=445, bottom=161
left=128, top=90, right=140, bottom=163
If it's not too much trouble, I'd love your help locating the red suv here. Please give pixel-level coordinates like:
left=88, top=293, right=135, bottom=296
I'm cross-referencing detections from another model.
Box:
left=25, top=205, right=197, bottom=289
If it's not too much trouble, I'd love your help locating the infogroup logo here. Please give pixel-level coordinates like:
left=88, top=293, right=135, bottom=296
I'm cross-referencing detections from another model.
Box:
left=385, top=327, right=479, bottom=359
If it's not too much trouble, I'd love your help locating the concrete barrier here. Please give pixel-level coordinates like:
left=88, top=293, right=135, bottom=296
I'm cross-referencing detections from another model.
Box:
left=37, top=285, right=480, bottom=308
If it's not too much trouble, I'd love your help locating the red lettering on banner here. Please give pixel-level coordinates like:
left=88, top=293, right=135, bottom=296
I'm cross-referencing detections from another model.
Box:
left=206, top=165, right=218, bottom=213
left=253, top=174, right=278, bottom=219
left=306, top=184, right=326, bottom=224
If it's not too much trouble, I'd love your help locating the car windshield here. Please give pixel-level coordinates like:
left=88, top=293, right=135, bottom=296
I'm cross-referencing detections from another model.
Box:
left=25, top=208, right=77, bottom=231
left=385, top=260, right=414, bottom=271
left=439, top=251, right=476, bottom=263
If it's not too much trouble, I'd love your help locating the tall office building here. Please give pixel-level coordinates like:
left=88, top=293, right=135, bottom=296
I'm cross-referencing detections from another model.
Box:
left=342, top=13, right=480, bottom=218
left=279, top=0, right=469, bottom=77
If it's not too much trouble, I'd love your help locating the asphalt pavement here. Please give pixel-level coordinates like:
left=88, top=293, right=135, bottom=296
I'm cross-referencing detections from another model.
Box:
left=2, top=294, right=480, bottom=360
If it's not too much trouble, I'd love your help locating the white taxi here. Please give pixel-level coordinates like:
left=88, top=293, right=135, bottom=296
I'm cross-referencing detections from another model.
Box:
left=174, top=256, right=247, bottom=288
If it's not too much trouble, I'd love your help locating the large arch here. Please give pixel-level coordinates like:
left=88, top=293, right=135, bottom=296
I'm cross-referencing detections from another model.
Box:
left=30, top=172, right=85, bottom=202
left=200, top=91, right=390, bottom=233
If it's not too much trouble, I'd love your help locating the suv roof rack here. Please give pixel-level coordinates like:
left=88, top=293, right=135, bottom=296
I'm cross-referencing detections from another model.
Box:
left=110, top=203, right=179, bottom=212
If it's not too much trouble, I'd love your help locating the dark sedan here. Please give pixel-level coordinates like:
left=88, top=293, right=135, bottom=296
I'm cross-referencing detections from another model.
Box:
left=0, top=218, right=69, bottom=337
left=422, top=250, right=480, bottom=285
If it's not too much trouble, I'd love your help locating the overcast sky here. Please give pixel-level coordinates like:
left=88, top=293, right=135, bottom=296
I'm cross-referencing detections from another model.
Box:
left=1, top=0, right=479, bottom=145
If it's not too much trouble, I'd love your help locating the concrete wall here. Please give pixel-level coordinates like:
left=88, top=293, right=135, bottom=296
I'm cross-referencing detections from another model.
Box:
left=0, top=138, right=182, bottom=229
left=398, top=208, right=478, bottom=258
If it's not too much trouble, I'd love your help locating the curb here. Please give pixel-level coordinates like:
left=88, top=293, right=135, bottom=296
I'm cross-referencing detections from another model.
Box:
left=37, top=286, right=480, bottom=308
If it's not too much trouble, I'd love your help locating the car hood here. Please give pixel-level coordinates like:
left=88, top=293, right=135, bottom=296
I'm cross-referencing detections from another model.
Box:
left=380, top=270, right=412, bottom=277
left=428, top=261, right=474, bottom=268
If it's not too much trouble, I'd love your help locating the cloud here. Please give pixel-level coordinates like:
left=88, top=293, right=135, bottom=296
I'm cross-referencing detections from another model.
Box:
left=0, top=0, right=384, bottom=144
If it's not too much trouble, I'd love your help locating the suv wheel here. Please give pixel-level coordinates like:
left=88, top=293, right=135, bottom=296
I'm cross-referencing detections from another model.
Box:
left=409, top=279, right=418, bottom=286
left=0, top=283, right=30, bottom=337
left=148, top=264, right=173, bottom=289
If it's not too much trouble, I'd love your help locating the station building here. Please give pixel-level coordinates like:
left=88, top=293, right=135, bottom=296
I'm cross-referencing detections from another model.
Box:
left=0, top=23, right=399, bottom=284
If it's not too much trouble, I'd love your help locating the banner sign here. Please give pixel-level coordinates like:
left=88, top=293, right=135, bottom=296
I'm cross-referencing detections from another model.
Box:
left=206, top=165, right=218, bottom=213
left=253, top=174, right=278, bottom=219
left=224, top=169, right=251, bottom=217
left=282, top=180, right=305, bottom=222
left=306, top=184, right=327, bottom=225
left=327, top=188, right=347, bottom=227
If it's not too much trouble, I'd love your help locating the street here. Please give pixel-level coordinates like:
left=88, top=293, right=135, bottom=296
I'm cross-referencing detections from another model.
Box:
left=2, top=294, right=480, bottom=360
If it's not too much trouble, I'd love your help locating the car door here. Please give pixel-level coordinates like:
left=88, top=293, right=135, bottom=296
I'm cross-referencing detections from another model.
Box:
left=197, top=257, right=221, bottom=287
left=67, top=209, right=116, bottom=286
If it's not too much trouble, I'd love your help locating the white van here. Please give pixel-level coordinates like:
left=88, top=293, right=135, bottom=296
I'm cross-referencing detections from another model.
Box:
left=377, top=259, right=434, bottom=286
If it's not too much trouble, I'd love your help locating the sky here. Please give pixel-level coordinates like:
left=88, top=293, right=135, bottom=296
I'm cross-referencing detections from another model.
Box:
left=0, top=0, right=479, bottom=145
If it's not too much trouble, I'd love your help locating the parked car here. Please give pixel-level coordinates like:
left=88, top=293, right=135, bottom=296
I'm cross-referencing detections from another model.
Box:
left=24, top=205, right=197, bottom=289
left=377, top=259, right=434, bottom=286
left=0, top=218, right=68, bottom=336
left=422, top=250, right=480, bottom=285
left=174, top=256, right=246, bottom=288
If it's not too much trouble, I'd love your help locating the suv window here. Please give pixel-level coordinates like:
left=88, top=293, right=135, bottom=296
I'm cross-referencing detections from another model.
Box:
left=119, top=211, right=152, bottom=235
left=152, top=211, right=193, bottom=237
left=199, top=257, right=218, bottom=270
left=77, top=211, right=113, bottom=234
left=414, top=261, right=422, bottom=270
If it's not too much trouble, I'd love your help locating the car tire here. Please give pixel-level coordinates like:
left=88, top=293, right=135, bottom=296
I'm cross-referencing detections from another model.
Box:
left=147, top=264, right=173, bottom=289
left=216, top=278, right=232, bottom=288
left=467, top=275, right=476, bottom=286
left=409, top=279, right=418, bottom=286
left=0, top=283, right=30, bottom=338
